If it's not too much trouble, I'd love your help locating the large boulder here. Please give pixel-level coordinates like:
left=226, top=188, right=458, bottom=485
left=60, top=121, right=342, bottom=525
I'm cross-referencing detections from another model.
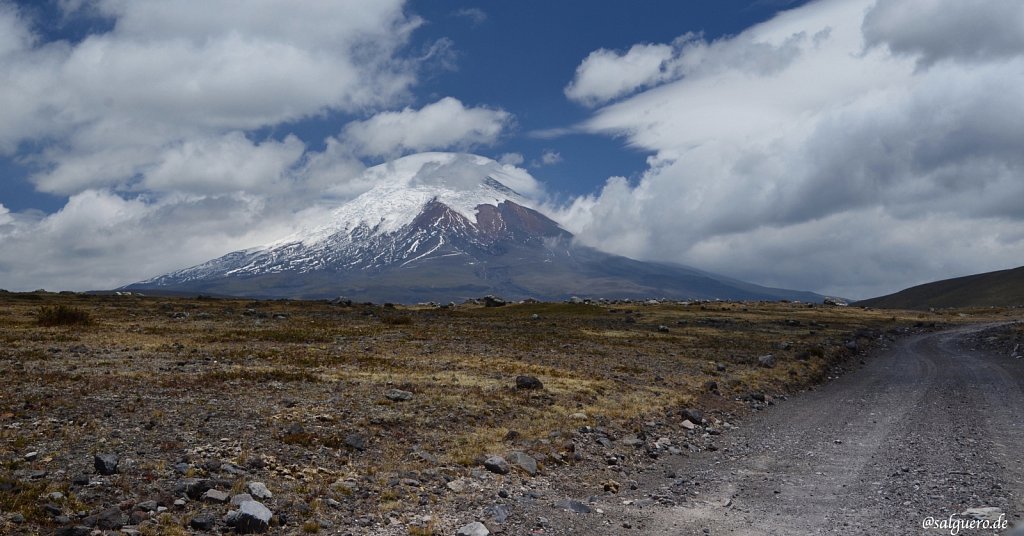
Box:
left=456, top=521, right=491, bottom=536
left=515, top=375, right=543, bottom=390
left=384, top=388, right=413, bottom=401
left=482, top=295, right=506, bottom=307
left=681, top=408, right=705, bottom=424
left=236, top=500, right=272, bottom=534
left=93, top=453, right=119, bottom=475
left=483, top=456, right=510, bottom=475
left=507, top=451, right=538, bottom=476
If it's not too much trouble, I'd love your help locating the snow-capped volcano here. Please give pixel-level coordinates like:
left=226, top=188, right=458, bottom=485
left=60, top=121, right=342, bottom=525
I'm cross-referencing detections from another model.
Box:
left=283, top=152, right=543, bottom=245
left=125, top=153, right=822, bottom=303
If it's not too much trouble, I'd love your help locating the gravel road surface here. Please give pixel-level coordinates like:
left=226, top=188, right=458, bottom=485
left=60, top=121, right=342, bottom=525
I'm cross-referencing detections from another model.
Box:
left=583, top=325, right=1024, bottom=535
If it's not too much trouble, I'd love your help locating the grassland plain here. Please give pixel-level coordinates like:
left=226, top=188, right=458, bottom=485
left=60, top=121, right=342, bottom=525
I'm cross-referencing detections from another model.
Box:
left=0, top=291, right=1016, bottom=535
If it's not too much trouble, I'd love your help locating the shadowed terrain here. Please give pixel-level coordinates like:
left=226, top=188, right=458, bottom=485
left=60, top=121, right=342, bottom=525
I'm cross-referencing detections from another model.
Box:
left=858, top=266, right=1024, bottom=310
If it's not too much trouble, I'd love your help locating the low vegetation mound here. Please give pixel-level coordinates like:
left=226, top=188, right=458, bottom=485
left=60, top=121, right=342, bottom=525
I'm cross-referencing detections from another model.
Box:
left=36, top=305, right=92, bottom=327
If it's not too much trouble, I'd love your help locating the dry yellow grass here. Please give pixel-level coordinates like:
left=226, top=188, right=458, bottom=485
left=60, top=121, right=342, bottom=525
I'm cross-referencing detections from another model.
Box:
left=0, top=290, right=1013, bottom=533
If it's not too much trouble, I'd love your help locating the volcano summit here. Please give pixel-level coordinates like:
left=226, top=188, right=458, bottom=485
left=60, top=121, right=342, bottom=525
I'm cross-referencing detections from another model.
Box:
left=124, top=153, right=820, bottom=303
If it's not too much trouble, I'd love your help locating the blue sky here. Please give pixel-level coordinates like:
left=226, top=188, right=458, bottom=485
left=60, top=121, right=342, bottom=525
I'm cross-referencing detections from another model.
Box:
left=1, top=0, right=1023, bottom=298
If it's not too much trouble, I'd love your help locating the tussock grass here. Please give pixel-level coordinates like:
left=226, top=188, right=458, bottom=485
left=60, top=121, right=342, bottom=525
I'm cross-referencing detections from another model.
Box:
left=37, top=304, right=91, bottom=327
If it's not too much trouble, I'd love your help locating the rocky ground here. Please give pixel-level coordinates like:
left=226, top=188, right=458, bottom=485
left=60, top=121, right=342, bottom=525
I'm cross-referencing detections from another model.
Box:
left=0, top=291, right=1014, bottom=535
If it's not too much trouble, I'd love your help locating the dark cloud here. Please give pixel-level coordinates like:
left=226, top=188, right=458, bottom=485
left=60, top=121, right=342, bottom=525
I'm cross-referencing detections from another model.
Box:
left=863, top=0, right=1024, bottom=66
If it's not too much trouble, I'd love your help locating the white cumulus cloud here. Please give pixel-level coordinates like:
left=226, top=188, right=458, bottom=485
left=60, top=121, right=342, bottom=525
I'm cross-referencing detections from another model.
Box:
left=557, top=0, right=1024, bottom=299
left=0, top=0, right=419, bottom=193
left=498, top=152, right=525, bottom=166
left=531, top=149, right=563, bottom=168
left=340, top=97, right=511, bottom=158
left=564, top=43, right=675, bottom=106
left=0, top=189, right=306, bottom=291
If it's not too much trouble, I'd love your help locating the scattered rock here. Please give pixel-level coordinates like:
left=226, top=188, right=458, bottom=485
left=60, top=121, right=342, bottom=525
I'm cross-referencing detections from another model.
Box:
left=484, top=456, right=510, bottom=475
left=136, top=500, right=158, bottom=512
left=384, top=388, right=413, bottom=401
left=236, top=500, right=273, bottom=534
left=555, top=499, right=592, bottom=514
left=128, top=510, right=150, bottom=524
left=603, top=480, right=621, bottom=493
left=55, top=527, right=91, bottom=536
left=758, top=354, right=776, bottom=368
left=515, top=375, right=544, bottom=390
left=231, top=493, right=254, bottom=506
left=658, top=325, right=670, bottom=332
left=246, top=482, right=273, bottom=500
left=486, top=504, right=510, bottom=524
left=621, top=437, right=644, bottom=448
left=447, top=479, right=467, bottom=493
left=681, top=408, right=705, bottom=424
left=412, top=447, right=437, bottom=463
left=960, top=506, right=1004, bottom=521
left=681, top=420, right=696, bottom=431
left=203, top=489, right=230, bottom=503
left=220, top=462, right=247, bottom=475
left=344, top=433, right=367, bottom=451
left=482, top=295, right=506, bottom=307
left=93, top=453, right=119, bottom=475
left=456, top=521, right=491, bottom=536
left=177, top=478, right=214, bottom=500
left=82, top=506, right=124, bottom=530
left=508, top=451, right=538, bottom=476
left=190, top=512, right=218, bottom=531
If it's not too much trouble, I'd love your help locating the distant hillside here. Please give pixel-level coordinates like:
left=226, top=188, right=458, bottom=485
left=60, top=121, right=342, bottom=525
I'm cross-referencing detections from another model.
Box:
left=857, top=266, right=1024, bottom=309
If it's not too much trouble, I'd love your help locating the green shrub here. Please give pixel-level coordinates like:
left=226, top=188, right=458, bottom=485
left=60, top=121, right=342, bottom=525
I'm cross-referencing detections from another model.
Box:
left=37, top=305, right=92, bottom=327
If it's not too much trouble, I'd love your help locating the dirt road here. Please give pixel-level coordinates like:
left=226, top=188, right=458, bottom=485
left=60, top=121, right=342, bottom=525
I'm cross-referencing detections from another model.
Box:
left=582, top=325, right=1024, bottom=535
